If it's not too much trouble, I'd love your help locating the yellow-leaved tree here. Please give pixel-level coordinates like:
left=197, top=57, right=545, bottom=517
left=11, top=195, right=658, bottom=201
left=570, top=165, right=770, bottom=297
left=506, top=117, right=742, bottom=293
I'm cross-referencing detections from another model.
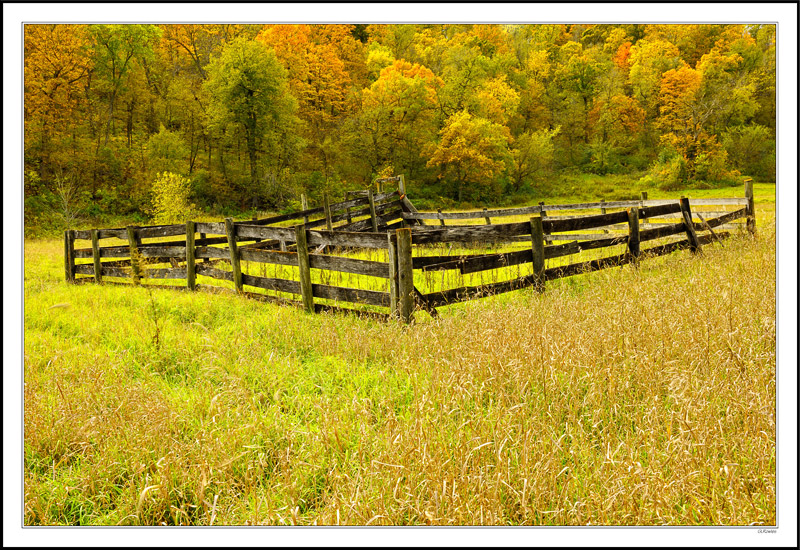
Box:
left=426, top=110, right=510, bottom=203
left=148, top=172, right=196, bottom=224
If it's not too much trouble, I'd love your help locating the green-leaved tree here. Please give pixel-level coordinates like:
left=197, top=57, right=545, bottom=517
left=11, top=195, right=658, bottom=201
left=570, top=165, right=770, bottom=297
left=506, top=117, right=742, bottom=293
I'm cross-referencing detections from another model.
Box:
left=203, top=37, right=300, bottom=204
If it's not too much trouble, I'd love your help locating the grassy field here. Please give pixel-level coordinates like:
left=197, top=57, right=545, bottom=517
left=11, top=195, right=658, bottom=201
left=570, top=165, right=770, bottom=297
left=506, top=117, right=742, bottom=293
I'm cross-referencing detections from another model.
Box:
left=23, top=185, right=776, bottom=526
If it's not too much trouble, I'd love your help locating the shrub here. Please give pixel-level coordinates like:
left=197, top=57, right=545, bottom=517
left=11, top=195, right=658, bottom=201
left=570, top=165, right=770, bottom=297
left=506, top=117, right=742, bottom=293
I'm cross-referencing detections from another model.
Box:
left=586, top=139, right=621, bottom=175
left=640, top=145, right=740, bottom=190
left=694, top=150, right=741, bottom=187
left=146, top=126, right=189, bottom=175
left=189, top=169, right=213, bottom=209
left=638, top=153, right=688, bottom=191
left=147, top=172, right=196, bottom=224
left=721, top=124, right=776, bottom=181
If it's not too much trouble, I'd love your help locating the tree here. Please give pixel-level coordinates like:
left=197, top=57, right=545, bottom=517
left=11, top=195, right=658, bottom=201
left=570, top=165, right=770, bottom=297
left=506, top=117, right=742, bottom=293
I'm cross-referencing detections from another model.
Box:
left=147, top=171, right=195, bottom=224
left=435, top=31, right=492, bottom=118
left=475, top=75, right=520, bottom=126
left=507, top=127, right=559, bottom=191
left=553, top=41, right=606, bottom=143
left=342, top=59, right=442, bottom=184
left=146, top=124, right=189, bottom=175
left=750, top=25, right=776, bottom=132
left=24, top=24, right=90, bottom=181
left=256, top=25, right=363, bottom=179
left=657, top=65, right=734, bottom=182
left=587, top=95, right=645, bottom=172
left=87, top=25, right=161, bottom=146
left=426, top=110, right=510, bottom=202
left=657, top=67, right=704, bottom=155
left=203, top=37, right=300, bottom=201
left=366, top=24, right=420, bottom=62
left=628, top=38, right=683, bottom=118
left=695, top=44, right=759, bottom=135
left=159, top=24, right=254, bottom=79
left=643, top=24, right=746, bottom=67
left=514, top=48, right=553, bottom=132
left=721, top=124, right=775, bottom=180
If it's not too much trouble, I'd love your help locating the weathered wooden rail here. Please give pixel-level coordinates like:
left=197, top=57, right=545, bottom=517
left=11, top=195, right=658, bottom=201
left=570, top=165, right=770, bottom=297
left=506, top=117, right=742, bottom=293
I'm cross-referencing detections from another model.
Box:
left=64, top=179, right=755, bottom=323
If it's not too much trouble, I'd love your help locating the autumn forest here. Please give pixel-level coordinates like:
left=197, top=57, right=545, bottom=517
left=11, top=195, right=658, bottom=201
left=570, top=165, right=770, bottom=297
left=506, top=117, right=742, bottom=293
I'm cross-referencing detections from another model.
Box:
left=24, top=24, right=776, bottom=232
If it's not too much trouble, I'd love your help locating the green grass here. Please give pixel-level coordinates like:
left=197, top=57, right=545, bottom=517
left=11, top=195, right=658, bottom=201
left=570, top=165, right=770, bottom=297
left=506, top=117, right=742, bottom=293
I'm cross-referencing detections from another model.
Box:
left=516, top=176, right=774, bottom=209
left=23, top=184, right=776, bottom=525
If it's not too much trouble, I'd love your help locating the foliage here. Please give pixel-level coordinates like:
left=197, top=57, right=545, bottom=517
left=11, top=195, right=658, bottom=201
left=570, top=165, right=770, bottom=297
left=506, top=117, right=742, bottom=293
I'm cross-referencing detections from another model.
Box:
left=147, top=171, right=196, bottom=224
left=507, top=127, right=559, bottom=190
left=426, top=110, right=510, bottom=202
left=341, top=59, right=442, bottom=185
left=637, top=152, right=689, bottom=191
left=638, top=145, right=739, bottom=190
left=146, top=125, right=189, bottom=175
left=23, top=24, right=775, bottom=230
left=721, top=124, right=776, bottom=181
left=203, top=37, right=300, bottom=198
left=256, top=25, right=363, bottom=180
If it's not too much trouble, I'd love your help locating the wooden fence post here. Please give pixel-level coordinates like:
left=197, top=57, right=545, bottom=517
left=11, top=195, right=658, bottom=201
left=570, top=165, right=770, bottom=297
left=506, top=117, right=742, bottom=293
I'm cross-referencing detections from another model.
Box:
left=186, top=220, right=196, bottom=291
left=387, top=232, right=399, bottom=317
left=396, top=228, right=414, bottom=323
left=539, top=201, right=552, bottom=245
left=199, top=231, right=209, bottom=263
left=126, top=226, right=142, bottom=285
left=627, top=207, right=640, bottom=265
left=323, top=193, right=333, bottom=231
left=744, top=178, right=755, bottom=234
left=251, top=213, right=261, bottom=244
left=599, top=199, right=609, bottom=233
left=437, top=209, right=445, bottom=226
left=679, top=197, right=702, bottom=254
left=295, top=224, right=314, bottom=313
left=301, top=193, right=309, bottom=224
left=640, top=192, right=649, bottom=225
left=224, top=218, right=243, bottom=293
left=64, top=230, right=75, bottom=283
left=91, top=229, right=102, bottom=284
left=483, top=208, right=492, bottom=225
left=398, top=174, right=406, bottom=196
left=530, top=216, right=545, bottom=292
left=368, top=189, right=378, bottom=232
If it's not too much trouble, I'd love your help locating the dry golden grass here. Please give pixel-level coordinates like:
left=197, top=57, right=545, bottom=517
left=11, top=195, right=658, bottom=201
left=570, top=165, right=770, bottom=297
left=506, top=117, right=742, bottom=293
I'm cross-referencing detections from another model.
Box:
left=23, top=205, right=775, bottom=526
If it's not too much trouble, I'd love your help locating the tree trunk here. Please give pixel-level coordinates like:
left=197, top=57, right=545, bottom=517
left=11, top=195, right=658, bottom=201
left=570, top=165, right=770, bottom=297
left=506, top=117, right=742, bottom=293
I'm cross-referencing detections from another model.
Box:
left=247, top=132, right=258, bottom=189
left=582, top=94, right=590, bottom=143
left=219, top=140, right=228, bottom=182
left=126, top=100, right=134, bottom=149
left=104, top=91, right=116, bottom=146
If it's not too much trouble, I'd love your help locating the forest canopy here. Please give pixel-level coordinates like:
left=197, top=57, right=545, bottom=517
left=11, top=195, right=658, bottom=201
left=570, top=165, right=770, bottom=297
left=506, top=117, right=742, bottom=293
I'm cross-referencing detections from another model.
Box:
left=23, top=23, right=776, bottom=229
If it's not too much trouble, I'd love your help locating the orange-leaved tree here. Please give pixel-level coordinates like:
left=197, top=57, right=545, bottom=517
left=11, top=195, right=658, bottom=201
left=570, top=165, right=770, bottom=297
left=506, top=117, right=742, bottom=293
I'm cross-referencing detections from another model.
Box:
left=24, top=24, right=91, bottom=183
left=256, top=25, right=365, bottom=181
left=657, top=65, right=732, bottom=182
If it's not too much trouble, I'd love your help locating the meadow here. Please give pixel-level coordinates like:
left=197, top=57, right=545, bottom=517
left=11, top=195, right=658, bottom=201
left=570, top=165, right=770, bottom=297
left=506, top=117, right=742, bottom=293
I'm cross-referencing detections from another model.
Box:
left=23, top=185, right=776, bottom=526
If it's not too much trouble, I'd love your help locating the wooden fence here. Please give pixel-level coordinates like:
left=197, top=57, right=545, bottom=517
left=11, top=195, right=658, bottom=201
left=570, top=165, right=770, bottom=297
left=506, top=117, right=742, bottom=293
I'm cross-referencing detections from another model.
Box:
left=65, top=189, right=406, bottom=318
left=64, top=179, right=755, bottom=323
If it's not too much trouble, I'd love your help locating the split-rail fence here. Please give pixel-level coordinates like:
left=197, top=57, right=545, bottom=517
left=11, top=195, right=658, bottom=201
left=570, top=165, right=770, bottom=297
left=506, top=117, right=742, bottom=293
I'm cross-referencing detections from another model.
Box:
left=64, top=178, right=756, bottom=323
